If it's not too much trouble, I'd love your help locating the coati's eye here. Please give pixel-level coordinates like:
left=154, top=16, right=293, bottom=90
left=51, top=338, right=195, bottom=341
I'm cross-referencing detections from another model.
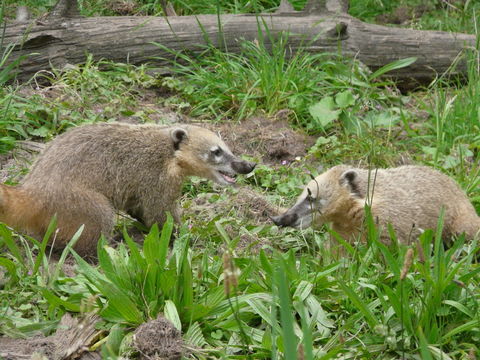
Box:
left=211, top=147, right=223, bottom=157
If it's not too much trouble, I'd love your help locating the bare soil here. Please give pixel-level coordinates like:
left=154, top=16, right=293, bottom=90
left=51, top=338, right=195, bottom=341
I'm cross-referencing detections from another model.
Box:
left=199, top=116, right=315, bottom=166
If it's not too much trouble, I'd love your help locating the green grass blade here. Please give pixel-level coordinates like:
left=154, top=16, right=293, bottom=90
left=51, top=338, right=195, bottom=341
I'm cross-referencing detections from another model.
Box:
left=417, top=326, right=434, bottom=360
left=33, top=215, right=57, bottom=274
left=337, top=280, right=379, bottom=328
left=158, top=213, right=174, bottom=269
left=275, top=259, right=298, bottom=360
left=51, top=225, right=83, bottom=281
left=0, top=256, right=18, bottom=283
left=41, top=289, right=81, bottom=312
left=368, top=57, right=417, bottom=81
left=0, top=224, right=23, bottom=264
left=143, top=223, right=160, bottom=265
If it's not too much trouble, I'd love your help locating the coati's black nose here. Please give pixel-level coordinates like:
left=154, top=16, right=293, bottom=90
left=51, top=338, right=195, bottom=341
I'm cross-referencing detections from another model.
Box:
left=271, top=213, right=298, bottom=227
left=232, top=160, right=256, bottom=174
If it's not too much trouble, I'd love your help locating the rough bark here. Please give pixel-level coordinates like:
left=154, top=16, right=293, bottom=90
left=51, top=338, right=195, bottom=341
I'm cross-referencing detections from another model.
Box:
left=4, top=0, right=475, bottom=84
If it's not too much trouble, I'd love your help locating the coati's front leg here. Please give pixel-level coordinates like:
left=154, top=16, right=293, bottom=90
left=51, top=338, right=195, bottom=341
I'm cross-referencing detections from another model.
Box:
left=136, top=195, right=182, bottom=230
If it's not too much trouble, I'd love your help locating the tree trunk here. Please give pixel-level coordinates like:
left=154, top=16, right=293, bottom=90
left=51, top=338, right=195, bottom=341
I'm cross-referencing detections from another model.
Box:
left=4, top=0, right=475, bottom=85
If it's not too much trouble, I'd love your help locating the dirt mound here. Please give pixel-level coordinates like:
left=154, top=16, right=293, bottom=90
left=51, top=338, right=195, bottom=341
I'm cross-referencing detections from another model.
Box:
left=199, top=117, right=315, bottom=165
left=186, top=187, right=283, bottom=226
left=133, top=316, right=184, bottom=360
left=185, top=187, right=284, bottom=253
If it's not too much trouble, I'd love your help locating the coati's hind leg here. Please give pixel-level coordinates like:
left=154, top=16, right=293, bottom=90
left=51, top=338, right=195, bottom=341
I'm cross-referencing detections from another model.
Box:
left=51, top=188, right=116, bottom=258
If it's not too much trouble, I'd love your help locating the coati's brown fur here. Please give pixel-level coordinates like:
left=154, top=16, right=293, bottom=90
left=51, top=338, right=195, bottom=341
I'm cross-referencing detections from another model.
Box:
left=0, top=123, right=255, bottom=257
left=272, top=165, right=480, bottom=244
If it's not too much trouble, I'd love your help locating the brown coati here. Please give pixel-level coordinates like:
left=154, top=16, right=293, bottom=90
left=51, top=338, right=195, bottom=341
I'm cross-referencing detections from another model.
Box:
left=0, top=123, right=256, bottom=257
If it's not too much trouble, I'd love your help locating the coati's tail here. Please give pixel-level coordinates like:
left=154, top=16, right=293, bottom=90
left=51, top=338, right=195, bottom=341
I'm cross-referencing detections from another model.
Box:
left=0, top=184, right=47, bottom=237
left=0, top=183, right=116, bottom=257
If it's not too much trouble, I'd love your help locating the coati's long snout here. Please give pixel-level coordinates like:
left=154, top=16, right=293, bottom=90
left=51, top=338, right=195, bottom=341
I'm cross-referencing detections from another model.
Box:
left=232, top=159, right=256, bottom=174
left=271, top=212, right=299, bottom=227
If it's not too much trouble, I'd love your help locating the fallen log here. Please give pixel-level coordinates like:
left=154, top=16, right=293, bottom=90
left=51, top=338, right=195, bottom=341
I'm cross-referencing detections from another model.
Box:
left=3, top=0, right=476, bottom=84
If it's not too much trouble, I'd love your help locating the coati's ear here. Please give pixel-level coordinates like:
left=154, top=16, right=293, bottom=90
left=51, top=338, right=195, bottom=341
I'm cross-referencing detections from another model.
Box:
left=339, top=169, right=361, bottom=197
left=171, top=128, right=188, bottom=150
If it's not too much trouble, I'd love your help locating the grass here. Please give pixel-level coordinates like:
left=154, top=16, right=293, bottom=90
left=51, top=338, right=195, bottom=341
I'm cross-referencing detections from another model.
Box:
left=157, top=35, right=413, bottom=133
left=1, top=0, right=480, bottom=359
left=349, top=0, right=479, bottom=34
left=0, top=55, right=162, bottom=155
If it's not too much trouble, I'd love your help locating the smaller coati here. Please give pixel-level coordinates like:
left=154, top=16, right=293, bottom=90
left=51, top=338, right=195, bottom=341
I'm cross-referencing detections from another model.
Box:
left=272, top=165, right=480, bottom=244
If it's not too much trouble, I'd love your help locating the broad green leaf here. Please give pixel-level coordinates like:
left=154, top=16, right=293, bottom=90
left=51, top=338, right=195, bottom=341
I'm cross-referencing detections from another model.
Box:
left=97, top=238, right=115, bottom=277
left=293, top=281, right=313, bottom=302
left=428, top=346, right=454, bottom=360
left=308, top=97, right=341, bottom=129
left=304, top=296, right=335, bottom=331
left=143, top=223, right=160, bottom=265
left=98, top=279, right=144, bottom=324
left=442, top=319, right=480, bottom=339
left=180, top=247, right=194, bottom=316
left=364, top=111, right=400, bottom=128
left=215, top=221, right=231, bottom=243
left=122, top=227, right=146, bottom=268
left=41, top=289, right=80, bottom=312
left=259, top=249, right=273, bottom=276
left=417, top=327, right=433, bottom=360
left=442, top=300, right=474, bottom=318
left=335, top=90, right=355, bottom=109
left=28, top=126, right=50, bottom=138
left=184, top=322, right=207, bottom=347
left=164, top=300, right=181, bottom=331
left=101, top=324, right=125, bottom=358
left=247, top=298, right=279, bottom=330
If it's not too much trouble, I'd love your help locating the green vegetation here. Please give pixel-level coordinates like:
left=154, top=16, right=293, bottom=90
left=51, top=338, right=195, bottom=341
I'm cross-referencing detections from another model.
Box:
left=1, top=0, right=479, bottom=358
